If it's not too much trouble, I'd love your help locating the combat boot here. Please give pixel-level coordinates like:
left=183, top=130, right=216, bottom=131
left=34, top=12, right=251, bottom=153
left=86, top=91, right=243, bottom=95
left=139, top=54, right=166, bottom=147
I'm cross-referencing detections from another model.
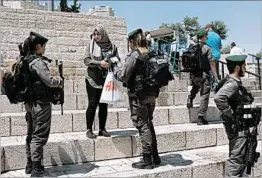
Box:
left=132, top=153, right=154, bottom=169
left=25, top=157, right=32, bottom=174
left=152, top=147, right=161, bottom=166
left=187, top=97, right=193, bottom=108
left=98, top=129, right=111, bottom=137
left=30, top=161, right=49, bottom=177
left=197, top=116, right=209, bottom=125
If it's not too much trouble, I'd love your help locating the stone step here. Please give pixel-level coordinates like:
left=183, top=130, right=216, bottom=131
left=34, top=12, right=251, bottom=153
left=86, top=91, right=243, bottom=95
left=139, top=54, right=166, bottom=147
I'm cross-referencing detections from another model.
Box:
left=0, top=105, right=222, bottom=137
left=1, top=141, right=261, bottom=177
left=1, top=123, right=231, bottom=172
left=1, top=90, right=261, bottom=113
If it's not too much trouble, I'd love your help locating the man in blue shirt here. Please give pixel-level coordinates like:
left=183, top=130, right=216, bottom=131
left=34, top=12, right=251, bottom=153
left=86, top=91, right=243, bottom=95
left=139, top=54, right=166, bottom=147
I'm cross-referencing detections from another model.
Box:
left=205, top=24, right=222, bottom=79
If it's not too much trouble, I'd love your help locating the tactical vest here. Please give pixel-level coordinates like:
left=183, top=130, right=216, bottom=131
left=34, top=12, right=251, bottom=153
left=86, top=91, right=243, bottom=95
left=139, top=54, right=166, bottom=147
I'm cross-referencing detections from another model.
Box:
left=26, top=54, right=52, bottom=102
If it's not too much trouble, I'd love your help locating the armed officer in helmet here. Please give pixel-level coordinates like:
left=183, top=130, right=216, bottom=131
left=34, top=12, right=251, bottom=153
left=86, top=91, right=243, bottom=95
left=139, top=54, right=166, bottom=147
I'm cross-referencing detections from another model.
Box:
left=23, top=32, right=63, bottom=177
left=113, top=29, right=161, bottom=169
left=186, top=29, right=218, bottom=125
left=214, top=54, right=255, bottom=177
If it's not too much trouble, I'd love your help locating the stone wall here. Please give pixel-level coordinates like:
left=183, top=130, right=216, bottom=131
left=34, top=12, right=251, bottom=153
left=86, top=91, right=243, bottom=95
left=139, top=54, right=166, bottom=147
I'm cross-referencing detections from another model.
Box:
left=0, top=6, right=128, bottom=62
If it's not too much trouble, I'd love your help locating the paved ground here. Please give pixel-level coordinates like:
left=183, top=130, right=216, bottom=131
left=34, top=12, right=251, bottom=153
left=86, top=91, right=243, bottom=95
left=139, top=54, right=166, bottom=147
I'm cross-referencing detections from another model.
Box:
left=1, top=141, right=261, bottom=177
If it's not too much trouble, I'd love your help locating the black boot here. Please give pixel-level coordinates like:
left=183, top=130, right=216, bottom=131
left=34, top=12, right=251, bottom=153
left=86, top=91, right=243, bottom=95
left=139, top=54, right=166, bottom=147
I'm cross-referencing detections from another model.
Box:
left=86, top=130, right=97, bottom=139
left=197, top=116, right=209, bottom=125
left=132, top=153, right=154, bottom=169
left=25, top=157, right=32, bottom=174
left=30, top=161, right=49, bottom=177
left=98, top=129, right=111, bottom=137
left=152, top=152, right=161, bottom=166
left=187, top=97, right=193, bottom=108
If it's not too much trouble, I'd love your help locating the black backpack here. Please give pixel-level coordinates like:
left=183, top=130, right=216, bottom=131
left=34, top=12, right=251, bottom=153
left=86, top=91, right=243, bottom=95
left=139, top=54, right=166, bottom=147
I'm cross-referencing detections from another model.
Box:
left=181, top=43, right=210, bottom=72
left=134, top=50, right=174, bottom=96
left=2, top=57, right=31, bottom=104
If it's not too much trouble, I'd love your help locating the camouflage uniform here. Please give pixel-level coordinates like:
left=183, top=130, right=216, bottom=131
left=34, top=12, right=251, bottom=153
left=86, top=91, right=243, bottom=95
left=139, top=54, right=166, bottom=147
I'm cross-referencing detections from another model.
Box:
left=187, top=30, right=214, bottom=125
left=25, top=32, right=63, bottom=177
left=114, top=29, right=160, bottom=169
left=214, top=55, right=250, bottom=177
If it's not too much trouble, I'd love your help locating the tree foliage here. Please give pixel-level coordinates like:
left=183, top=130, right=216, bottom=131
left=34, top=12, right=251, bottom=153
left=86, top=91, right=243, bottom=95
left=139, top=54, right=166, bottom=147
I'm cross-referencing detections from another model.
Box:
left=60, top=0, right=81, bottom=13
left=256, top=50, right=262, bottom=58
left=210, top=20, right=229, bottom=40
left=159, top=16, right=229, bottom=45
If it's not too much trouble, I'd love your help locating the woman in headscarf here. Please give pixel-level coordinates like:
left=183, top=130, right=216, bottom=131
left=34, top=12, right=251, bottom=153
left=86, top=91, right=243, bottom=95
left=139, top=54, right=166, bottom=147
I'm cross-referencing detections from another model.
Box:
left=83, top=25, right=120, bottom=139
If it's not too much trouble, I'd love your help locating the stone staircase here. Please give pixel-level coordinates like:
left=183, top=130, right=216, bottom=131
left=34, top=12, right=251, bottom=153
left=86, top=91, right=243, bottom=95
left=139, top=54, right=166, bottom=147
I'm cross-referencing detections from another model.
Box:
left=1, top=62, right=262, bottom=177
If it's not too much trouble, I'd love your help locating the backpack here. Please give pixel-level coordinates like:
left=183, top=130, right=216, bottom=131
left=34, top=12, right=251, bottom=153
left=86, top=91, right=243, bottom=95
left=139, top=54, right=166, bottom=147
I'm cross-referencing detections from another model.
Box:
left=133, top=50, right=174, bottom=96
left=181, top=43, right=210, bottom=72
left=2, top=57, right=31, bottom=104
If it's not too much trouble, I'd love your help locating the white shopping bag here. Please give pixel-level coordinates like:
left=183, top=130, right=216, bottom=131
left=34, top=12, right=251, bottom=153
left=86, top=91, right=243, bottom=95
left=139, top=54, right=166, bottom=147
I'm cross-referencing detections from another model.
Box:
left=100, top=70, right=121, bottom=103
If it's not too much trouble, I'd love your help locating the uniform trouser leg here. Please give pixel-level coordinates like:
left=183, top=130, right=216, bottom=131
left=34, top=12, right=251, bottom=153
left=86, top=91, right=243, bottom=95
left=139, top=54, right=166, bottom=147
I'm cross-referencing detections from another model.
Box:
left=147, top=103, right=159, bottom=159
left=224, top=124, right=248, bottom=177
left=25, top=103, right=33, bottom=159
left=198, top=77, right=211, bottom=117
left=189, top=81, right=200, bottom=101
left=129, top=96, right=154, bottom=155
left=30, top=102, right=52, bottom=163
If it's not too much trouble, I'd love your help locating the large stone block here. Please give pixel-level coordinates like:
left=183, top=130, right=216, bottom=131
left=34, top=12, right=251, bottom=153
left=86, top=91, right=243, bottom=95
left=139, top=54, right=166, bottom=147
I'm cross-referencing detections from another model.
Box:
left=4, top=144, right=26, bottom=171
left=0, top=116, right=10, bottom=136
left=64, top=79, right=74, bottom=94
left=72, top=112, right=87, bottom=132
left=74, top=78, right=86, bottom=93
left=43, top=139, right=95, bottom=166
left=186, top=128, right=217, bottom=149
left=50, top=113, right=72, bottom=133
left=94, top=136, right=132, bottom=161
left=152, top=108, right=169, bottom=126
left=0, top=95, right=23, bottom=113
left=173, top=92, right=188, bottom=106
left=10, top=115, right=27, bottom=136
left=1, top=147, right=4, bottom=173
left=94, top=111, right=118, bottom=131
left=192, top=160, right=224, bottom=177
left=217, top=127, right=229, bottom=146
left=156, top=92, right=173, bottom=106
left=169, top=107, right=190, bottom=124
left=167, top=80, right=188, bottom=92
left=118, top=110, right=133, bottom=129
left=157, top=132, right=186, bottom=153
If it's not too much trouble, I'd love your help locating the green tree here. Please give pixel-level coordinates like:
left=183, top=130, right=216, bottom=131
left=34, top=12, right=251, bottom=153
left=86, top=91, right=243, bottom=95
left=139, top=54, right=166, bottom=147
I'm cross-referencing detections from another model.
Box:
left=256, top=50, right=262, bottom=58
left=60, top=0, right=71, bottom=12
left=159, top=16, right=201, bottom=45
left=70, top=0, right=81, bottom=13
left=210, top=20, right=229, bottom=40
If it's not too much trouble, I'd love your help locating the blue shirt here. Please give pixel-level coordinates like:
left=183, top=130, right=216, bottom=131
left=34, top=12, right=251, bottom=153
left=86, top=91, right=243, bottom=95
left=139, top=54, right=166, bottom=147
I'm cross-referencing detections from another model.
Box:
left=206, top=30, right=222, bottom=60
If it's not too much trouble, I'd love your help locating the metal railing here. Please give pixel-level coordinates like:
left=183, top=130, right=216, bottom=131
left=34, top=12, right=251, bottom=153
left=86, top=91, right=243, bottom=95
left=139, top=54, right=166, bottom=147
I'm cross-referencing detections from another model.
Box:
left=155, top=40, right=262, bottom=89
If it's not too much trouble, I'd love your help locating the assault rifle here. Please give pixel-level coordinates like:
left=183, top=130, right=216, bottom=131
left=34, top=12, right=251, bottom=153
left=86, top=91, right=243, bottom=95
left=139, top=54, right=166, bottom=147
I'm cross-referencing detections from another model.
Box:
left=236, top=106, right=261, bottom=175
left=245, top=106, right=261, bottom=175
left=51, top=60, right=64, bottom=115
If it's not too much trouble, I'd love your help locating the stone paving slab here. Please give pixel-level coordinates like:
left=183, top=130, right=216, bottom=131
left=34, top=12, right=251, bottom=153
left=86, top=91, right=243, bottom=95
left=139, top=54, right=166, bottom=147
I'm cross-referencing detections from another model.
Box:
left=1, top=141, right=261, bottom=177
left=1, top=123, right=231, bottom=172
left=0, top=105, right=222, bottom=137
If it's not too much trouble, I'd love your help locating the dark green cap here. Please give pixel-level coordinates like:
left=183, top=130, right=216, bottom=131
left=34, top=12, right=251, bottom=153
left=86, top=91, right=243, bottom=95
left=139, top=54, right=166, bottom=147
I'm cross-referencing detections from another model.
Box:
left=128, top=28, right=143, bottom=40
left=226, top=55, right=247, bottom=62
left=30, top=31, right=48, bottom=45
left=197, top=29, right=207, bottom=38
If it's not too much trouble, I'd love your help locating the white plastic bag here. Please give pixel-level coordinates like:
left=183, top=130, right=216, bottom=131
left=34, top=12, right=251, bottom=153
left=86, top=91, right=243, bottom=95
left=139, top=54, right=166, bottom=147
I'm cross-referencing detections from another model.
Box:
left=100, top=70, right=121, bottom=103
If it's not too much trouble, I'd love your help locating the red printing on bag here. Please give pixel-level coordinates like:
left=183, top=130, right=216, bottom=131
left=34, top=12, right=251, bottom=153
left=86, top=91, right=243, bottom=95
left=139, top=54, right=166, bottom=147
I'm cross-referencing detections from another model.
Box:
left=105, top=81, right=119, bottom=91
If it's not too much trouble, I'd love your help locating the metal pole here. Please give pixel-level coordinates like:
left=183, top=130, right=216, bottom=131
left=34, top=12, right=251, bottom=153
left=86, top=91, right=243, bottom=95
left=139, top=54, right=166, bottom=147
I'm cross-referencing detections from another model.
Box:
left=256, top=57, right=261, bottom=90
left=51, top=0, right=54, bottom=11
left=0, top=0, right=4, bottom=6
left=222, top=64, right=225, bottom=79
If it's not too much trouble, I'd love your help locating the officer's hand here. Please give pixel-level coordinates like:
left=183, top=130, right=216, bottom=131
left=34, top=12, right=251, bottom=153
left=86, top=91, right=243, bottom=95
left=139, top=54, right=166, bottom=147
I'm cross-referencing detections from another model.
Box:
left=100, top=60, right=109, bottom=69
